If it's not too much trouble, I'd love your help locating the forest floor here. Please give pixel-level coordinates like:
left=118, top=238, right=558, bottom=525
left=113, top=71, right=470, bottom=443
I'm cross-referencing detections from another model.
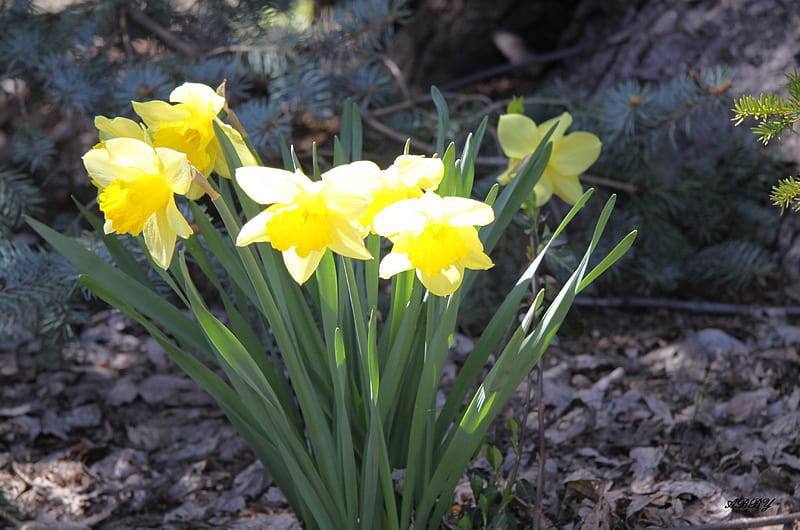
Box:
left=2, top=305, right=800, bottom=529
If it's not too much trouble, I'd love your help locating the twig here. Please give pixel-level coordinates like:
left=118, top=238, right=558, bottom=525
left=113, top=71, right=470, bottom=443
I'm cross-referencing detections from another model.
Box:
left=657, top=511, right=800, bottom=530
left=378, top=54, right=412, bottom=104
left=573, top=296, right=800, bottom=317
left=361, top=114, right=437, bottom=154
left=438, top=44, right=584, bottom=91
left=125, top=6, right=201, bottom=59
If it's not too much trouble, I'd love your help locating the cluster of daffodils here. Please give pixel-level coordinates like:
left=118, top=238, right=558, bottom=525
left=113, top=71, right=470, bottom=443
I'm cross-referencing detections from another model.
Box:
left=497, top=111, right=601, bottom=206
left=82, top=82, right=494, bottom=296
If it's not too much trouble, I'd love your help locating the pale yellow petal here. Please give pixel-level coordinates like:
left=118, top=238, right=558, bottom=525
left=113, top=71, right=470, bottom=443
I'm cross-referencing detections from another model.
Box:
left=155, top=147, right=192, bottom=194
left=417, top=265, right=463, bottom=296
left=105, top=138, right=159, bottom=175
left=95, top=115, right=148, bottom=142
left=236, top=210, right=274, bottom=246
left=498, top=114, right=539, bottom=159
left=83, top=148, right=141, bottom=187
left=458, top=228, right=494, bottom=270
left=391, top=155, right=444, bottom=190
left=538, top=112, right=573, bottom=143
left=143, top=209, right=176, bottom=269
left=103, top=218, right=114, bottom=234
left=328, top=217, right=372, bottom=260
left=236, top=167, right=303, bottom=205
left=282, top=248, right=324, bottom=284
left=185, top=182, right=206, bottom=200
left=164, top=198, right=193, bottom=238
left=549, top=132, right=601, bottom=176
left=379, top=251, right=413, bottom=278
left=132, top=100, right=190, bottom=127
left=170, top=82, right=224, bottom=119
left=372, top=198, right=428, bottom=237
left=550, top=171, right=584, bottom=205
left=214, top=121, right=258, bottom=177
left=322, top=160, right=382, bottom=184
left=533, top=172, right=554, bottom=207
left=442, top=196, right=495, bottom=227
left=321, top=181, right=370, bottom=217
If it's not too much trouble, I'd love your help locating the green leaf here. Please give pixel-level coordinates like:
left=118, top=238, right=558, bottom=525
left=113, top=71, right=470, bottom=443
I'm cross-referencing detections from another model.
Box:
left=431, top=86, right=450, bottom=156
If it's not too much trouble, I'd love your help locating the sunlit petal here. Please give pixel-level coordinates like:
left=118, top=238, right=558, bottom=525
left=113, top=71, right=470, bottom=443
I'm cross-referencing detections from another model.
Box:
left=236, top=210, right=274, bottom=246
left=236, top=167, right=303, bottom=205
left=328, top=216, right=372, bottom=259
left=132, top=100, right=190, bottom=126
left=391, top=155, right=444, bottom=190
left=442, top=196, right=495, bottom=226
left=282, top=248, right=325, bottom=284
left=155, top=147, right=192, bottom=194
left=417, top=266, right=463, bottom=296
left=170, top=82, right=225, bottom=118
left=379, top=251, right=413, bottom=278
left=95, top=116, right=148, bottom=142
left=498, top=114, right=539, bottom=159
left=82, top=147, right=142, bottom=186
left=372, top=198, right=428, bottom=236
left=105, top=138, right=159, bottom=175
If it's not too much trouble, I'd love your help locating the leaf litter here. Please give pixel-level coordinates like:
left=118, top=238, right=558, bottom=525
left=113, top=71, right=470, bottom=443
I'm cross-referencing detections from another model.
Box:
left=1, top=306, right=799, bottom=528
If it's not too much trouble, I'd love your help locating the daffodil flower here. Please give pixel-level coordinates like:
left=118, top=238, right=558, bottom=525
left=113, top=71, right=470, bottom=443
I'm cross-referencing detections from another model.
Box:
left=497, top=112, right=601, bottom=206
left=373, top=192, right=494, bottom=296
left=82, top=137, right=194, bottom=269
left=323, top=154, right=444, bottom=232
left=235, top=164, right=374, bottom=284
left=132, top=82, right=256, bottom=187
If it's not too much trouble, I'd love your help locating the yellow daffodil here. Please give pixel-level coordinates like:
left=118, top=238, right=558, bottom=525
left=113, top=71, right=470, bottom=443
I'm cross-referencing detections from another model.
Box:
left=94, top=115, right=150, bottom=144
left=82, top=137, right=193, bottom=269
left=373, top=192, right=494, bottom=296
left=235, top=164, right=374, bottom=284
left=323, top=155, right=444, bottom=232
left=497, top=112, right=601, bottom=206
left=132, top=82, right=256, bottom=187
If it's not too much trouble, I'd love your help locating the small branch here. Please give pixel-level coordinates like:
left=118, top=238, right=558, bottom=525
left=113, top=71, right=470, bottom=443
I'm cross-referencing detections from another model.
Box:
left=125, top=6, right=201, bottom=59
left=361, top=114, right=437, bottom=154
left=574, top=296, right=800, bottom=317
left=658, top=512, right=800, bottom=530
left=438, top=44, right=584, bottom=91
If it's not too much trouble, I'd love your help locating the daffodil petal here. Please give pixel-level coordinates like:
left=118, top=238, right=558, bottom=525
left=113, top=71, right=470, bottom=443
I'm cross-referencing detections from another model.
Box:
left=236, top=167, right=303, bottom=205
left=533, top=173, right=554, bottom=207
left=379, top=251, right=413, bottom=278
left=282, top=248, right=324, bottom=284
left=459, top=228, right=494, bottom=270
left=105, top=137, right=159, bottom=175
left=95, top=115, right=148, bottom=142
left=328, top=217, right=372, bottom=260
left=392, top=155, right=444, bottom=190
left=442, top=196, right=495, bottom=226
left=132, top=100, right=190, bottom=127
left=538, top=112, right=573, bottom=143
left=321, top=182, right=370, bottom=217
left=417, top=266, right=463, bottom=296
left=551, top=172, right=584, bottom=205
left=498, top=114, right=539, bottom=159
left=143, top=208, right=176, bottom=269
left=165, top=198, right=193, bottom=238
left=549, top=132, right=602, bottom=176
left=155, top=147, right=192, bottom=194
left=170, top=82, right=224, bottom=119
left=236, top=210, right=274, bottom=246
left=215, top=121, right=258, bottom=178
left=82, top=147, right=142, bottom=186
left=372, top=198, right=428, bottom=236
